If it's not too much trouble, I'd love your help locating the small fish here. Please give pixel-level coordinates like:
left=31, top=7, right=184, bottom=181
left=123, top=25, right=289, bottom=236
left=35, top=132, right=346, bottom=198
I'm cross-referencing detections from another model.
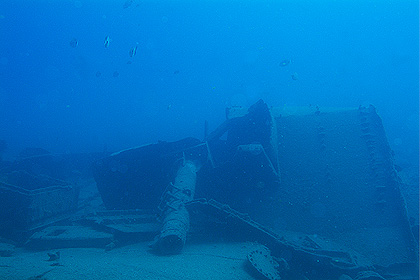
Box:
left=291, top=72, right=298, bottom=80
left=173, top=70, right=180, bottom=75
left=123, top=0, right=134, bottom=9
left=69, top=38, right=78, bottom=48
left=113, top=71, right=119, bottom=77
left=129, top=45, right=137, bottom=57
left=95, top=71, right=102, bottom=77
left=104, top=36, right=111, bottom=48
left=279, top=59, right=291, bottom=67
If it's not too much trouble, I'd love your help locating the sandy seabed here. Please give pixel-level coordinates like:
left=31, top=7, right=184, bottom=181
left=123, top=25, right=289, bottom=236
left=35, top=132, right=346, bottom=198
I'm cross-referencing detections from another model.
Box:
left=0, top=242, right=256, bottom=280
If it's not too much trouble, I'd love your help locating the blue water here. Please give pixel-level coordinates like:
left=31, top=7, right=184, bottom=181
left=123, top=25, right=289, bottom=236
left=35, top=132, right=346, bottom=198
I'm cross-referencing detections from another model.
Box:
left=0, top=0, right=418, bottom=165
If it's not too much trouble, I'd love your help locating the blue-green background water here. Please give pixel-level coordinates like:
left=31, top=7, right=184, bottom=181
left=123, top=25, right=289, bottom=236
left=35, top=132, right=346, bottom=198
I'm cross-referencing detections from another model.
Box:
left=0, top=0, right=418, bottom=166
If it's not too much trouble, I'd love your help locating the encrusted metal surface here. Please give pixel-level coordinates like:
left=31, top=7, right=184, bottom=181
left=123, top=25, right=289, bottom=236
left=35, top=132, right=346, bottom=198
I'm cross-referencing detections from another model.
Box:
left=247, top=245, right=281, bottom=280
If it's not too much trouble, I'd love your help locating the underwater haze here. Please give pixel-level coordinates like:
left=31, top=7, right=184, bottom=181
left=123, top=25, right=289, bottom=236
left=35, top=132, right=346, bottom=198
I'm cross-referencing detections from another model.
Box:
left=0, top=0, right=418, bottom=165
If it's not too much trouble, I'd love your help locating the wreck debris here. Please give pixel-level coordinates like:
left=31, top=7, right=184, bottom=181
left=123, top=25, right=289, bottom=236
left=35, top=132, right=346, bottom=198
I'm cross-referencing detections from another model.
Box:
left=247, top=245, right=281, bottom=280
left=186, top=198, right=372, bottom=276
left=0, top=172, right=78, bottom=242
left=154, top=160, right=199, bottom=254
left=354, top=271, right=386, bottom=280
left=27, top=226, right=113, bottom=250
left=27, top=268, right=55, bottom=280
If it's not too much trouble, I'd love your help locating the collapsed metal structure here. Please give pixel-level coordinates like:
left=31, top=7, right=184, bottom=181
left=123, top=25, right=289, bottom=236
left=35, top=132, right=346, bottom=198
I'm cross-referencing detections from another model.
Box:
left=92, top=100, right=417, bottom=272
left=0, top=100, right=417, bottom=279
